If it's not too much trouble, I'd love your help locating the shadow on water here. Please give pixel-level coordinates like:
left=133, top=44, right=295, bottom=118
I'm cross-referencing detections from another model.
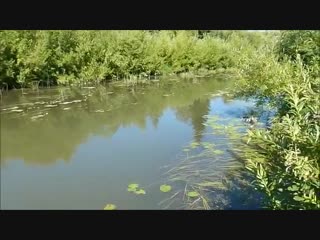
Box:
left=176, top=98, right=210, bottom=143
left=225, top=181, right=265, bottom=210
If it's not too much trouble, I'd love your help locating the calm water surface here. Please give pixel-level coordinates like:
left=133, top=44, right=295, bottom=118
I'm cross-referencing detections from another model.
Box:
left=1, top=76, right=261, bottom=209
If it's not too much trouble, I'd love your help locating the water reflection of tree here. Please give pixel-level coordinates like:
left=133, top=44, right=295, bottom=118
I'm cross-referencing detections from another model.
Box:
left=151, top=114, right=160, bottom=129
left=176, top=98, right=210, bottom=143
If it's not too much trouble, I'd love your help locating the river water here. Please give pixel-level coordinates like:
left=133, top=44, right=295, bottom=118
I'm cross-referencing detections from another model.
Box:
left=0, top=75, right=263, bottom=209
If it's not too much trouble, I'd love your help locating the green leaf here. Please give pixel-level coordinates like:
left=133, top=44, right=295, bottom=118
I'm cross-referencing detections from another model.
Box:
left=128, top=183, right=139, bottom=189
left=293, top=196, right=304, bottom=202
left=160, top=184, right=172, bottom=192
left=134, top=189, right=146, bottom=195
left=288, top=185, right=299, bottom=191
left=103, top=204, right=117, bottom=210
left=187, top=191, right=200, bottom=198
left=128, top=183, right=140, bottom=192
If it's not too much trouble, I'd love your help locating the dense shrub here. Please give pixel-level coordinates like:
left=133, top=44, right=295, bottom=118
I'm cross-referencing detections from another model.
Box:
left=0, top=30, right=262, bottom=88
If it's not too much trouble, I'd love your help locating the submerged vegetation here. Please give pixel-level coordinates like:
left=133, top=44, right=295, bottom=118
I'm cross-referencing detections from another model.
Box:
left=1, top=30, right=319, bottom=210
left=159, top=116, right=253, bottom=210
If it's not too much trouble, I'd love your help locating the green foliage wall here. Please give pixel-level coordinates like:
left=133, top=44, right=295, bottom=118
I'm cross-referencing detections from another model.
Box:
left=0, top=30, right=265, bottom=88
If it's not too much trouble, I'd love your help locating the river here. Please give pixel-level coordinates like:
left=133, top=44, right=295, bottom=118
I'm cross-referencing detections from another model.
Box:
left=0, top=75, right=263, bottom=209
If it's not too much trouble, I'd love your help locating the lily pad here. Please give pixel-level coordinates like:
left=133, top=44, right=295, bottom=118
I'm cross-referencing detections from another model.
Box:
left=127, top=183, right=146, bottom=195
left=187, top=191, right=200, bottom=198
left=103, top=204, right=117, bottom=210
left=127, top=183, right=139, bottom=192
left=127, top=187, right=136, bottom=192
left=160, top=184, right=172, bottom=193
left=134, top=189, right=146, bottom=195
left=128, top=183, right=139, bottom=189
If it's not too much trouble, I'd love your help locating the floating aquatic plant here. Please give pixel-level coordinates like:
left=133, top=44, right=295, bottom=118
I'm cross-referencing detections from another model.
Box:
left=187, top=191, right=200, bottom=198
left=135, top=189, right=146, bottom=195
left=160, top=184, right=172, bottom=193
left=127, top=183, right=146, bottom=195
left=103, top=204, right=117, bottom=210
left=128, top=183, right=139, bottom=189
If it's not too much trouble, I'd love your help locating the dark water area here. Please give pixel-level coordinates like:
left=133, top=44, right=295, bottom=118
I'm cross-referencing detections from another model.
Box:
left=1, top=75, right=264, bottom=209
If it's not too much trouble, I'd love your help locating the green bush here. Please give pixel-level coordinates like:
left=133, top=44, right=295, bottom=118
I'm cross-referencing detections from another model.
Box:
left=245, top=72, right=320, bottom=209
left=0, top=30, right=262, bottom=88
left=235, top=31, right=320, bottom=210
left=277, top=30, right=320, bottom=67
